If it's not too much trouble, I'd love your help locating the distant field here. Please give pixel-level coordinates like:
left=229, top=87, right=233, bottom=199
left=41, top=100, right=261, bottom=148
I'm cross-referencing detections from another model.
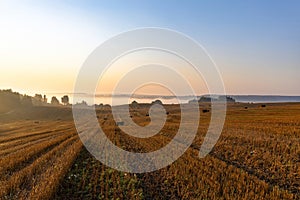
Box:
left=0, top=103, right=299, bottom=199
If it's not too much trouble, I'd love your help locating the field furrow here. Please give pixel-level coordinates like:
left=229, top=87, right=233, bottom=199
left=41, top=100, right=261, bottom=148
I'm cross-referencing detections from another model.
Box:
left=0, top=131, right=69, bottom=157
left=0, top=131, right=75, bottom=178
left=0, top=127, right=74, bottom=152
left=0, top=135, right=79, bottom=199
left=27, top=139, right=82, bottom=199
left=0, top=125, right=74, bottom=144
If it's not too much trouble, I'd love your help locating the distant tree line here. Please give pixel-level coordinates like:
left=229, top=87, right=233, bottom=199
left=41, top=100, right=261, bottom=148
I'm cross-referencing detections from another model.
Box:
left=0, top=89, right=72, bottom=113
left=0, top=89, right=32, bottom=113
left=189, top=96, right=236, bottom=104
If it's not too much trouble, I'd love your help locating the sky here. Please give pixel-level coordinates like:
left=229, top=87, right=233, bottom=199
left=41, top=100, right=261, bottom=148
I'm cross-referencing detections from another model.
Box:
left=0, top=0, right=299, bottom=96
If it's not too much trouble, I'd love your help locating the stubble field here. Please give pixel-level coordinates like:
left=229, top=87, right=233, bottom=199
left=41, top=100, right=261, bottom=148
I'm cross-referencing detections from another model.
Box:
left=0, top=103, right=299, bottom=199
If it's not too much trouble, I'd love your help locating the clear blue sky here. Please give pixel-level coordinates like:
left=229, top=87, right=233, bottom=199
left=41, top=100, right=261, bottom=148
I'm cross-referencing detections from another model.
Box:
left=0, top=0, right=299, bottom=95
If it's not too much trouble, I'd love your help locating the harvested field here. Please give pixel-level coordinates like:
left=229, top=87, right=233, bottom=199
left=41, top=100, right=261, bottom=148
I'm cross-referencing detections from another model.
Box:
left=0, top=103, right=299, bottom=199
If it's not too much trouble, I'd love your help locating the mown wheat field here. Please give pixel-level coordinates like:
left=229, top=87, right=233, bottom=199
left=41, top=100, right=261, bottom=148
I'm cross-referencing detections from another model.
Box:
left=0, top=103, right=299, bottom=199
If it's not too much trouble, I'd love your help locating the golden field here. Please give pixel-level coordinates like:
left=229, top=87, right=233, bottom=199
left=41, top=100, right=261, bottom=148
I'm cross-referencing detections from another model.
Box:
left=0, top=103, right=299, bottom=199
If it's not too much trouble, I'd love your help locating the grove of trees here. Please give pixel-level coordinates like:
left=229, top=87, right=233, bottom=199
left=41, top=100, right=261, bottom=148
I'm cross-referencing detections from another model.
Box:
left=61, top=95, right=69, bottom=106
left=51, top=96, right=60, bottom=105
left=0, top=89, right=33, bottom=113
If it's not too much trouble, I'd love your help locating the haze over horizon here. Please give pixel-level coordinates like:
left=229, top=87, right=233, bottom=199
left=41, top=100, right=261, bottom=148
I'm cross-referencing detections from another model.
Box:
left=1, top=0, right=299, bottom=96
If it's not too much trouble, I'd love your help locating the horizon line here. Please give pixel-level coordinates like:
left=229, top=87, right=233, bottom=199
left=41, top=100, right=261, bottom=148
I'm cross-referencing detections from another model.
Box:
left=1, top=88, right=300, bottom=98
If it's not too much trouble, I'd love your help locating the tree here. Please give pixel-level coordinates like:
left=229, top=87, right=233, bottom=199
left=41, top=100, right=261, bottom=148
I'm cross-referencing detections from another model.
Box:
left=20, top=95, right=33, bottom=107
left=61, top=95, right=69, bottom=106
left=199, top=96, right=212, bottom=103
left=218, top=96, right=236, bottom=103
left=0, top=89, right=22, bottom=113
left=33, top=94, right=43, bottom=106
left=51, top=96, right=60, bottom=105
left=74, top=100, right=88, bottom=108
left=34, top=94, right=43, bottom=102
left=151, top=99, right=163, bottom=105
left=78, top=100, right=87, bottom=106
left=131, top=100, right=139, bottom=108
left=43, top=95, right=47, bottom=103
